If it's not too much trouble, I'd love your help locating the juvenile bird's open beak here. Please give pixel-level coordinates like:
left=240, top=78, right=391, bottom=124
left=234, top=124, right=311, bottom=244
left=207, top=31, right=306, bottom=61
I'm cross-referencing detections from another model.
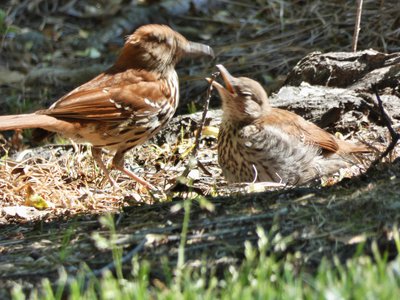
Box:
left=206, top=64, right=235, bottom=96
left=216, top=64, right=235, bottom=94
left=184, top=41, right=215, bottom=58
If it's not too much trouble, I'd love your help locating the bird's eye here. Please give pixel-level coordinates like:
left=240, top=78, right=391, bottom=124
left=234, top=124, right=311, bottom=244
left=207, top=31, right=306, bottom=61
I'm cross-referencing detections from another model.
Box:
left=239, top=91, right=252, bottom=97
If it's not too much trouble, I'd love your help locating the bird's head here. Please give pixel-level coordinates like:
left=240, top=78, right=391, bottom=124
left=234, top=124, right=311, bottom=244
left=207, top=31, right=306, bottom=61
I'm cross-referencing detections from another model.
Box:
left=209, top=65, right=271, bottom=123
left=115, top=24, right=214, bottom=74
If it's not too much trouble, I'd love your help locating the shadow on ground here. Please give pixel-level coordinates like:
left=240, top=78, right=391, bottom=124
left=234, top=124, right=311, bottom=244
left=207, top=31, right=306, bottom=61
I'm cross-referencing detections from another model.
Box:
left=1, top=158, right=400, bottom=294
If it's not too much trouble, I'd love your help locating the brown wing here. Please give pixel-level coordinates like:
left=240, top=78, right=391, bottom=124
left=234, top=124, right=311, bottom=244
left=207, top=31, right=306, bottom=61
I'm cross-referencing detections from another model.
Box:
left=38, top=69, right=169, bottom=123
left=258, top=108, right=340, bottom=153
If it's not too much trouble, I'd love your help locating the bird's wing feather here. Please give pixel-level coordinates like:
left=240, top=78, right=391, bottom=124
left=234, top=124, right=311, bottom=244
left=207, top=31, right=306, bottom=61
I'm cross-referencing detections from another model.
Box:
left=258, top=108, right=339, bottom=153
left=38, top=71, right=170, bottom=122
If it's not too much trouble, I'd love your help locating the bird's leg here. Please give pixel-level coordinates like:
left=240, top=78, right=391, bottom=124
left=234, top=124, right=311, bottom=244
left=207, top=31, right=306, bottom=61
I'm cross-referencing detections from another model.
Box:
left=91, top=147, right=119, bottom=189
left=112, top=151, right=157, bottom=191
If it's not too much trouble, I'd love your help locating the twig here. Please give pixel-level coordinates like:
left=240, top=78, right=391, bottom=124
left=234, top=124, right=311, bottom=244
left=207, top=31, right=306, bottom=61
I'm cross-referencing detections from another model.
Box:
left=192, top=71, right=220, bottom=155
left=64, top=237, right=147, bottom=291
left=351, top=0, right=363, bottom=52
left=370, top=84, right=399, bottom=166
left=190, top=73, right=220, bottom=177
left=197, top=159, right=212, bottom=176
left=91, top=237, right=148, bottom=277
left=168, top=72, right=219, bottom=192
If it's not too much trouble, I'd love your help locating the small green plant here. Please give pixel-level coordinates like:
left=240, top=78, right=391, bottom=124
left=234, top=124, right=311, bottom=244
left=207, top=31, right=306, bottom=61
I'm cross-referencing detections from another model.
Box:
left=0, top=9, right=20, bottom=36
left=187, top=101, right=197, bottom=114
left=175, top=195, right=192, bottom=288
left=58, top=223, right=77, bottom=263
left=12, top=219, right=400, bottom=299
left=92, top=214, right=123, bottom=280
left=0, top=9, right=7, bottom=35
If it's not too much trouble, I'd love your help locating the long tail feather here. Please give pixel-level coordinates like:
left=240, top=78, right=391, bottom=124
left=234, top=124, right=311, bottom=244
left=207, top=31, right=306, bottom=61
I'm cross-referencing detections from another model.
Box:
left=336, top=139, right=370, bottom=153
left=0, top=113, right=75, bottom=134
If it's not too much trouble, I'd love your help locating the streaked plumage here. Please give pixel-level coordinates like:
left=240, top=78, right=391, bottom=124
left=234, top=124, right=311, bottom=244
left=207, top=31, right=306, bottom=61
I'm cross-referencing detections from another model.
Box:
left=211, top=65, right=369, bottom=185
left=0, top=24, right=214, bottom=189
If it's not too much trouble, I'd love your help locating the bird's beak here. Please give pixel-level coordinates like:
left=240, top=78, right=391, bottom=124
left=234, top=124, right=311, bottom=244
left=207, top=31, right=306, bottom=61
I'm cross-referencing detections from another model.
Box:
left=184, top=41, right=214, bottom=58
left=206, top=64, right=235, bottom=96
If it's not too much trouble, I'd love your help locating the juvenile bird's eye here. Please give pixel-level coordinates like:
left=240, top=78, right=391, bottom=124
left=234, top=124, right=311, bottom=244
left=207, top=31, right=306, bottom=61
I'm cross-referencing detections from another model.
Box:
left=239, top=91, right=252, bottom=97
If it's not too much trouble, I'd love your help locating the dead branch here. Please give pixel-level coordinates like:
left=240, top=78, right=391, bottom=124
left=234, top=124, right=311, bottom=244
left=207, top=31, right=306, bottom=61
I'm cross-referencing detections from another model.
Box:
left=370, top=84, right=399, bottom=166
left=192, top=71, right=219, bottom=155
left=92, top=238, right=147, bottom=277
left=352, top=0, right=363, bottom=52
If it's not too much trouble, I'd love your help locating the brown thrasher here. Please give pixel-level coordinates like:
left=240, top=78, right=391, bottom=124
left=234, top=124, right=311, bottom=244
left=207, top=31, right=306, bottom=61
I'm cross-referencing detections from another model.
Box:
left=0, top=24, right=214, bottom=190
left=210, top=65, right=369, bottom=185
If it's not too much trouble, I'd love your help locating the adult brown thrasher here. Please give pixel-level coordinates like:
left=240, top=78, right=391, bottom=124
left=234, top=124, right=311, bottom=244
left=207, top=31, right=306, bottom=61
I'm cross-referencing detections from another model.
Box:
left=0, top=24, right=214, bottom=190
left=210, top=64, right=369, bottom=185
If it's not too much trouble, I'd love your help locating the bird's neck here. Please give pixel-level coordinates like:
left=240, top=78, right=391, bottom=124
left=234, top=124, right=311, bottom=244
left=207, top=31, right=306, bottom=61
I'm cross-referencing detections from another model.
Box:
left=222, top=114, right=250, bottom=129
left=113, top=43, right=175, bottom=75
